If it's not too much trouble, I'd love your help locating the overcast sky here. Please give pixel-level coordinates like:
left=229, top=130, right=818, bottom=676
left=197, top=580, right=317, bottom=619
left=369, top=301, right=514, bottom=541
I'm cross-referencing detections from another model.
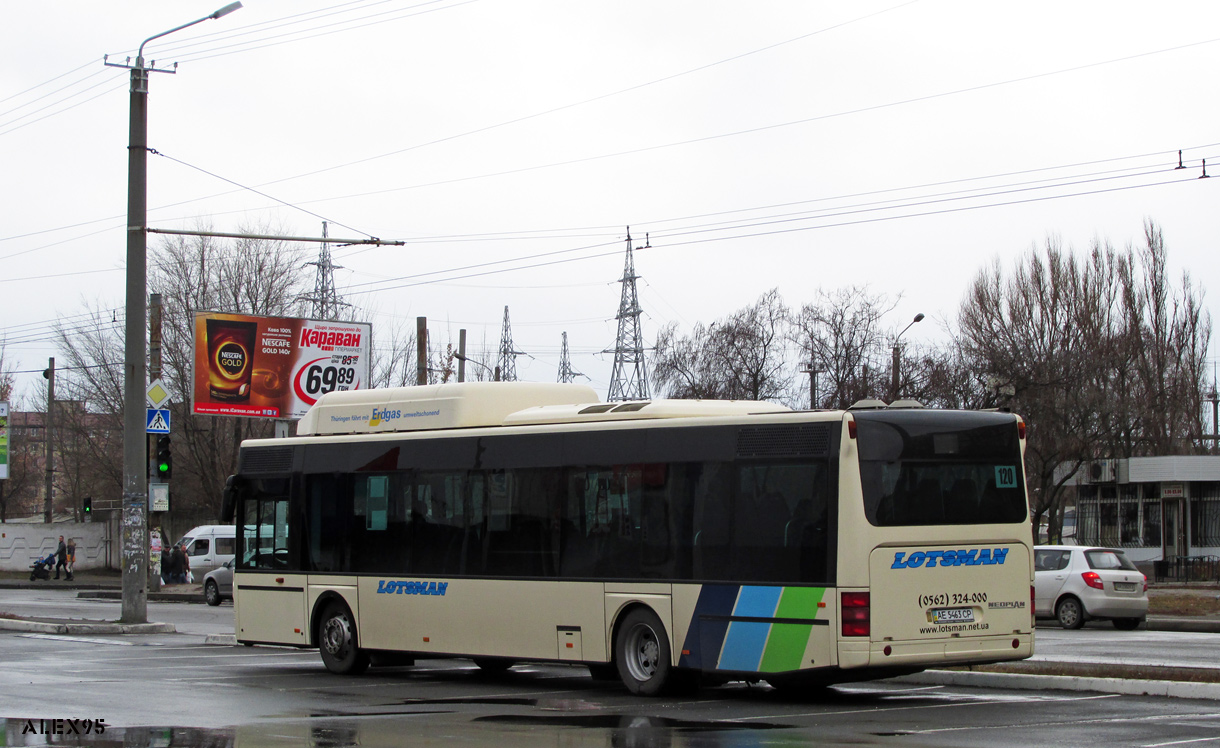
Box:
left=3, top=1, right=1218, bottom=404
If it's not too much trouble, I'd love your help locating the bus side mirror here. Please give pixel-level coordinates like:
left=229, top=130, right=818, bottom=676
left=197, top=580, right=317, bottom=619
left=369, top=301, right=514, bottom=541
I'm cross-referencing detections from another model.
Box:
left=221, top=475, right=245, bottom=524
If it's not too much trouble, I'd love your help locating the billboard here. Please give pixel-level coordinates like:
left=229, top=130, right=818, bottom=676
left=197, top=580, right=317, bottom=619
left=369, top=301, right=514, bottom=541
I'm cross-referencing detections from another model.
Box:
left=191, top=313, right=371, bottom=420
left=0, top=401, right=7, bottom=480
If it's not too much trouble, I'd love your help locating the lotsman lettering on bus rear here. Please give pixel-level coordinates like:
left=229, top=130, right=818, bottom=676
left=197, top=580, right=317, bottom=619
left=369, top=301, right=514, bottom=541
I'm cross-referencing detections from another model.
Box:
left=891, top=548, right=1008, bottom=569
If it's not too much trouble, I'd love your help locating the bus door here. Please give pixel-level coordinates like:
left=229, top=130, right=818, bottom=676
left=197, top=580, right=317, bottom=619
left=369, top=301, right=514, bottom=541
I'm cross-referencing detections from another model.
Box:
left=235, top=480, right=308, bottom=646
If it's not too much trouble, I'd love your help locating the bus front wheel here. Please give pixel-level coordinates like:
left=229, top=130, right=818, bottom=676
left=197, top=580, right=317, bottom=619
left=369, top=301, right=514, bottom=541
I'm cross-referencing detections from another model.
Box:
left=615, top=608, right=672, bottom=696
left=318, top=602, right=370, bottom=675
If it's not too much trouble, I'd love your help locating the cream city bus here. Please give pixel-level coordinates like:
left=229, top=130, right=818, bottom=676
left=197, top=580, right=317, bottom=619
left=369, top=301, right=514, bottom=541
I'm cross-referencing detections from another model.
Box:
left=222, top=382, right=1033, bottom=695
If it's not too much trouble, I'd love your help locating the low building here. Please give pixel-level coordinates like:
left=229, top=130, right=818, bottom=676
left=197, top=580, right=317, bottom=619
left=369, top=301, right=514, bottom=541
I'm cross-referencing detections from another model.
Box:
left=1072, top=456, right=1220, bottom=577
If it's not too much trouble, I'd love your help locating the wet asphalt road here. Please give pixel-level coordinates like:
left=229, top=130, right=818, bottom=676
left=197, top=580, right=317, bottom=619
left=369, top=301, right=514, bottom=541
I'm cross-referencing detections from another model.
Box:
left=3, top=589, right=1220, bottom=746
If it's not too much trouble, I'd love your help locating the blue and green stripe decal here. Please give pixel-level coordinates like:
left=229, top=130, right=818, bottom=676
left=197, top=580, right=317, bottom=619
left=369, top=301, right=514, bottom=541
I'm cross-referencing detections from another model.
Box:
left=678, top=585, right=827, bottom=673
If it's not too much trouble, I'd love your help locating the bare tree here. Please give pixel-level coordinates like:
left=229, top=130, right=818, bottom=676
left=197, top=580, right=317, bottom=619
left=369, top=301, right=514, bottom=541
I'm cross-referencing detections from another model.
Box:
left=51, top=225, right=313, bottom=521
left=652, top=289, right=793, bottom=402
left=1111, top=220, right=1212, bottom=456
left=52, top=303, right=127, bottom=509
left=957, top=239, right=1113, bottom=542
left=956, top=224, right=1211, bottom=543
left=0, top=339, right=33, bottom=521
left=150, top=224, right=311, bottom=519
left=790, top=286, right=896, bottom=408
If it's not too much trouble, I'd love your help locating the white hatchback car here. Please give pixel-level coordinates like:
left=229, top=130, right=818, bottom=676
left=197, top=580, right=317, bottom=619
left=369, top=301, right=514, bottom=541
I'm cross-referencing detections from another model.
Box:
left=1034, top=545, right=1148, bottom=630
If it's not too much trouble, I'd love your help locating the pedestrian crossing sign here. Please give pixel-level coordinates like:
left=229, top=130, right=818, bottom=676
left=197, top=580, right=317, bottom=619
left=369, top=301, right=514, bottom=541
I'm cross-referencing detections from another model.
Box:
left=146, top=409, right=171, bottom=434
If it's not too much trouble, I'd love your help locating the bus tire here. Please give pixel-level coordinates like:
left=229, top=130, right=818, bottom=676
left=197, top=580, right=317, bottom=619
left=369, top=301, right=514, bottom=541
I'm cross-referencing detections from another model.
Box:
left=318, top=602, right=370, bottom=675
left=1055, top=596, right=1085, bottom=630
left=615, top=607, right=672, bottom=696
left=473, top=657, right=515, bottom=672
left=588, top=663, right=619, bottom=681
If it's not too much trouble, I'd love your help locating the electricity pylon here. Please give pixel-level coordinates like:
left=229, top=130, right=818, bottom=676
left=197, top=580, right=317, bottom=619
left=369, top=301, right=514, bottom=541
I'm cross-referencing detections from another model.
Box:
left=300, top=221, right=350, bottom=320
left=497, top=305, right=524, bottom=381
left=605, top=228, right=650, bottom=401
left=557, top=331, right=583, bottom=383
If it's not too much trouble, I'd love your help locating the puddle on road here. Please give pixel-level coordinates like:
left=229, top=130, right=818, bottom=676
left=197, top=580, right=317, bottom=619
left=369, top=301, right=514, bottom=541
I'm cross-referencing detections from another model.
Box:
left=2, top=714, right=804, bottom=748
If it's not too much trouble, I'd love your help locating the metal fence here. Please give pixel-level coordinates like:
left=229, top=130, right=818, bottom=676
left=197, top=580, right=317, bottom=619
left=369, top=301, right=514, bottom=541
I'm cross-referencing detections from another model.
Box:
left=1153, top=555, right=1220, bottom=583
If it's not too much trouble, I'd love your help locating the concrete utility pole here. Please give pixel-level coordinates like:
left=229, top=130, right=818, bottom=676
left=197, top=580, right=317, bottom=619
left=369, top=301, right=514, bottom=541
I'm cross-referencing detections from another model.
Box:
left=890, top=313, right=924, bottom=402
left=106, top=1, right=244, bottom=625
left=801, top=364, right=821, bottom=410
left=416, top=317, right=428, bottom=386
left=43, top=358, right=54, bottom=524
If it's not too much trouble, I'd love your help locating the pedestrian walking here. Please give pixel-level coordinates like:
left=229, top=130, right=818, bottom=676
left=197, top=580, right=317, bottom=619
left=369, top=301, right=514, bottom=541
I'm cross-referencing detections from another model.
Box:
left=167, top=543, right=184, bottom=584
left=53, top=535, right=68, bottom=580
left=181, top=543, right=192, bottom=584
left=65, top=538, right=76, bottom=581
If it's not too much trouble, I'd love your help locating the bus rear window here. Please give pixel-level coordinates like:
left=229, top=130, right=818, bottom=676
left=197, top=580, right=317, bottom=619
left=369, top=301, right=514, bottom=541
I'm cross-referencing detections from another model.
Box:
left=855, top=411, right=1027, bottom=527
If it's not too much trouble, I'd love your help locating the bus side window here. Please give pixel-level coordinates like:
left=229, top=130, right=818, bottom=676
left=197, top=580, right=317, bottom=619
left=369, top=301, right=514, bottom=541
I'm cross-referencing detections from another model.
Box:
left=306, top=474, right=346, bottom=573
left=239, top=477, right=293, bottom=570
left=692, top=463, right=732, bottom=580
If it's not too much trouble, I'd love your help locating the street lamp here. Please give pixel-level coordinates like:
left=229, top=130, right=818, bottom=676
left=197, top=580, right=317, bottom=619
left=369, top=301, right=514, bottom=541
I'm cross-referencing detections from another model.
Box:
left=111, top=2, right=242, bottom=625
left=890, top=313, right=924, bottom=402
left=453, top=353, right=500, bottom=382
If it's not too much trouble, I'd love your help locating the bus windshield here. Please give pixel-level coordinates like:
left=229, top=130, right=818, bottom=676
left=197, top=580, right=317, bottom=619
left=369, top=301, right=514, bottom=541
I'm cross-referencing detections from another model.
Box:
left=855, top=410, right=1027, bottom=526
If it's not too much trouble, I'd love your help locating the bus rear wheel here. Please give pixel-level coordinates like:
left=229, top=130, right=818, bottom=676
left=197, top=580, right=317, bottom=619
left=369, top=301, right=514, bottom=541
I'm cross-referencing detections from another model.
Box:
left=615, top=608, right=672, bottom=696
left=318, top=602, right=369, bottom=675
left=473, top=657, right=515, bottom=672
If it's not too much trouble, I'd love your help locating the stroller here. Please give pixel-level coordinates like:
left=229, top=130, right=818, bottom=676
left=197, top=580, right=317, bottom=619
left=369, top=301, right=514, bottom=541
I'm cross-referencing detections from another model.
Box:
left=29, top=552, right=55, bottom=581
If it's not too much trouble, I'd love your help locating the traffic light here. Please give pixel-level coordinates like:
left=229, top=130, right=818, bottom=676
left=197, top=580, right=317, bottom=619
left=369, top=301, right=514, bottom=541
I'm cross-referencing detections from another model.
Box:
left=83, top=497, right=92, bottom=520
left=155, top=435, right=172, bottom=480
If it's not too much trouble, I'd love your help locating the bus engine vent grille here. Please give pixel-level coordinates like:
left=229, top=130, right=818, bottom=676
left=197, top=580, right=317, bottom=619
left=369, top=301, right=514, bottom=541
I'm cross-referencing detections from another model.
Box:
left=239, top=446, right=294, bottom=474
left=736, top=425, right=831, bottom=458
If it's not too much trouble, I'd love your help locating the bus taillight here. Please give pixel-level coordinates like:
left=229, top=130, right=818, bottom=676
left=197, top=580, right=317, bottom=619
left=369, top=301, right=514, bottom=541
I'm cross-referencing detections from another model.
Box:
left=1017, top=420, right=1026, bottom=440
left=841, top=591, right=870, bottom=637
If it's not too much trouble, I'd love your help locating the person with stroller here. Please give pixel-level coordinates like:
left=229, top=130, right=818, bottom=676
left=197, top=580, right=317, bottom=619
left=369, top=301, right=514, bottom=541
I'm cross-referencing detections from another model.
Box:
left=30, top=551, right=55, bottom=581
left=53, top=536, right=68, bottom=580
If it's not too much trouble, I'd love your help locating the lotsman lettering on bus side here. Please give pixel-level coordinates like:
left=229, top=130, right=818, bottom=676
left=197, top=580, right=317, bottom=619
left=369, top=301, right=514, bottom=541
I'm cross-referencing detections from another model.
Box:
left=376, top=580, right=448, bottom=595
left=891, top=548, right=1009, bottom=569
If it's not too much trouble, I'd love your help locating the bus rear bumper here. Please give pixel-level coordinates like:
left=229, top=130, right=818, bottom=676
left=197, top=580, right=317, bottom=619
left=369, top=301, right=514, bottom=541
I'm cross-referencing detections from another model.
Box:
left=839, top=633, right=1033, bottom=669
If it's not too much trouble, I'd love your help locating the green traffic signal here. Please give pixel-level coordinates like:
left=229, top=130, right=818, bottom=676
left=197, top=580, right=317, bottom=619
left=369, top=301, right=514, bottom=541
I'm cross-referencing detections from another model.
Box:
left=155, top=435, right=172, bottom=480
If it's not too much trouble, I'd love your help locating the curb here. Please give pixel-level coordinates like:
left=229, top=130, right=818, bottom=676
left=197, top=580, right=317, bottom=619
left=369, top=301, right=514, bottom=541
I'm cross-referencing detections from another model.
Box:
left=0, top=618, right=176, bottom=635
left=903, top=669, right=1220, bottom=701
left=76, top=590, right=202, bottom=603
left=204, top=634, right=238, bottom=646
left=1148, top=617, right=1220, bottom=634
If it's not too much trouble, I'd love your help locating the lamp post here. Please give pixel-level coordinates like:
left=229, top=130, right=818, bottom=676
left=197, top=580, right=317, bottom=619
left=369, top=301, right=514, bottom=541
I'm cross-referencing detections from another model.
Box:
left=890, top=313, right=924, bottom=403
left=453, top=353, right=499, bottom=382
left=113, top=2, right=242, bottom=624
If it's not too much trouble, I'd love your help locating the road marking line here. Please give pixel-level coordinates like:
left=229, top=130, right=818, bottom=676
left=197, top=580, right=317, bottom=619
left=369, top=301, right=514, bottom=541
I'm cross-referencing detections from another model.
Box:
left=1143, top=738, right=1220, bottom=747
left=729, top=690, right=1120, bottom=722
